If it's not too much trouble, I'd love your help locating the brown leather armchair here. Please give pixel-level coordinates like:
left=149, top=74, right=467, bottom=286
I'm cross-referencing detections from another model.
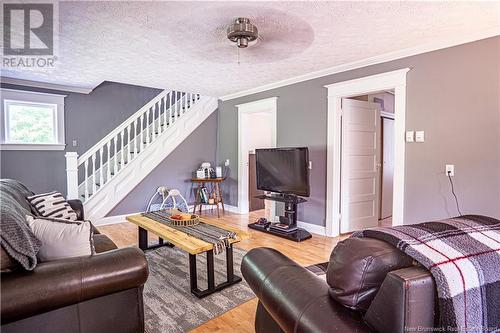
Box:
left=1, top=199, right=149, bottom=333
left=242, top=241, right=437, bottom=333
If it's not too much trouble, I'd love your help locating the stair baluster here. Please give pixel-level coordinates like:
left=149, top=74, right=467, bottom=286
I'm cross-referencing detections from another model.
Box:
left=114, top=134, right=119, bottom=174
left=106, top=141, right=111, bottom=182
left=128, top=123, right=133, bottom=161
left=140, top=114, right=145, bottom=151
left=169, top=91, right=174, bottom=127
left=146, top=108, right=150, bottom=145
left=91, top=153, right=97, bottom=195
left=99, top=147, right=104, bottom=189
left=154, top=102, right=158, bottom=140
left=120, top=130, right=125, bottom=168
left=84, top=159, right=89, bottom=200
left=163, top=94, right=168, bottom=130
left=135, top=118, right=140, bottom=154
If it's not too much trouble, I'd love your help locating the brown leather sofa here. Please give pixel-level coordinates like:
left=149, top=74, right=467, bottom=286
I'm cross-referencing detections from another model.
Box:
left=1, top=193, right=149, bottom=333
left=242, top=238, right=437, bottom=333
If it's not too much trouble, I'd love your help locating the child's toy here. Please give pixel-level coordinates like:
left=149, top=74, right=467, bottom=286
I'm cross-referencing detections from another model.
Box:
left=146, top=187, right=189, bottom=212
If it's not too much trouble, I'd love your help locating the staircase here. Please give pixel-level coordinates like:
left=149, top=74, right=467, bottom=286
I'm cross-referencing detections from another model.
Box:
left=65, top=90, right=218, bottom=221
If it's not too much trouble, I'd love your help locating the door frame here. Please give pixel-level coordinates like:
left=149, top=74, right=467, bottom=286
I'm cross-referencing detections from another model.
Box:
left=324, top=69, right=409, bottom=237
left=237, top=97, right=278, bottom=214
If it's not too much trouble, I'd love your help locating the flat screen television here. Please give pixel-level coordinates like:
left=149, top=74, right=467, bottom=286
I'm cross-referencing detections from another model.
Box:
left=255, top=147, right=310, bottom=197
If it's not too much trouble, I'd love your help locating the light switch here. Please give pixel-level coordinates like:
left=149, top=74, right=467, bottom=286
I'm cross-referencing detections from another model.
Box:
left=406, top=131, right=414, bottom=142
left=72, top=140, right=77, bottom=147
left=415, top=131, right=425, bottom=142
left=224, top=159, right=230, bottom=167
left=308, top=161, right=312, bottom=170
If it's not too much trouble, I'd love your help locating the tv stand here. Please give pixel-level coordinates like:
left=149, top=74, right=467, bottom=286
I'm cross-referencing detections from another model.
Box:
left=248, top=193, right=312, bottom=242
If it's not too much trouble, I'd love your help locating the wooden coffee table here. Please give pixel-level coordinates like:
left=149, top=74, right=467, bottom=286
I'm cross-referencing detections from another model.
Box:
left=126, top=214, right=249, bottom=298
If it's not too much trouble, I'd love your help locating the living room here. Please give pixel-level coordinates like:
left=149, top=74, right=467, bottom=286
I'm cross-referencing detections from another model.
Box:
left=1, top=2, right=499, bottom=333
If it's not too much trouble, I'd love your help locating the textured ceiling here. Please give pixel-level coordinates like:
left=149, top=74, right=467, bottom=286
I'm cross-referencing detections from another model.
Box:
left=2, top=1, right=499, bottom=96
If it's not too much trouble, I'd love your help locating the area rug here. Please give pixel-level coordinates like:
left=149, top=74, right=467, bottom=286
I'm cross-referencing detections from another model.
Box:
left=143, top=246, right=255, bottom=333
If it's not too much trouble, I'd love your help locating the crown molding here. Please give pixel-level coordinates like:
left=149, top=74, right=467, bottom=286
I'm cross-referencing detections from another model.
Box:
left=0, top=77, right=94, bottom=94
left=219, top=28, right=500, bottom=101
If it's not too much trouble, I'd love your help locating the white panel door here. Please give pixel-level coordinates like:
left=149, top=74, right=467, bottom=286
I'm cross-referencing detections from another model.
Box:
left=340, top=99, right=381, bottom=233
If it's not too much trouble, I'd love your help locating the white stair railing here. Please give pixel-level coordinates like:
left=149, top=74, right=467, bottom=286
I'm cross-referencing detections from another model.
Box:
left=65, top=90, right=201, bottom=201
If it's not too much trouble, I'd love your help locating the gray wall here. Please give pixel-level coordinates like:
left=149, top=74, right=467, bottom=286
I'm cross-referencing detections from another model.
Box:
left=0, top=81, right=162, bottom=195
left=218, top=36, right=500, bottom=226
left=108, top=111, right=218, bottom=215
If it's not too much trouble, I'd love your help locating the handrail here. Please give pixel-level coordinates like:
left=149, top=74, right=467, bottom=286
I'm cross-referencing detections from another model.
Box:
left=77, top=89, right=170, bottom=165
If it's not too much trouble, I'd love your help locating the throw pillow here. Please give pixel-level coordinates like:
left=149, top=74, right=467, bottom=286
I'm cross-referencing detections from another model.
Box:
left=27, top=191, right=77, bottom=220
left=26, top=215, right=94, bottom=262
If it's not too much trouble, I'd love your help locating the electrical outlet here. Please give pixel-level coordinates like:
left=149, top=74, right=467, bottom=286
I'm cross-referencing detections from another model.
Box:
left=446, top=164, right=455, bottom=177
left=224, top=159, right=230, bottom=167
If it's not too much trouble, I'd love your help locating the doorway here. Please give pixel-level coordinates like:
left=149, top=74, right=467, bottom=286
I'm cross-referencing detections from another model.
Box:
left=343, top=91, right=395, bottom=232
left=237, top=97, right=277, bottom=215
left=325, top=69, right=409, bottom=237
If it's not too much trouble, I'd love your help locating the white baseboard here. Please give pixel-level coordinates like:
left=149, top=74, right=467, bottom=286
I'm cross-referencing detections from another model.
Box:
left=297, top=221, right=326, bottom=236
left=94, top=212, right=139, bottom=226
left=97, top=205, right=223, bottom=226
left=95, top=208, right=327, bottom=237
left=224, top=204, right=241, bottom=213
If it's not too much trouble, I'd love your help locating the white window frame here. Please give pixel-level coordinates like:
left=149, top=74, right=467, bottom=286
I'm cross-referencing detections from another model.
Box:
left=0, top=88, right=66, bottom=150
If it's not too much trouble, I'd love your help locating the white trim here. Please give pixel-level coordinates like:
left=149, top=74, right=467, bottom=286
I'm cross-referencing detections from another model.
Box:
left=220, top=29, right=499, bottom=101
left=297, top=221, right=326, bottom=236
left=65, top=152, right=79, bottom=199
left=0, top=88, right=67, bottom=98
left=0, top=143, right=65, bottom=150
left=0, top=88, right=66, bottom=150
left=93, top=213, right=136, bottom=226
left=237, top=97, right=278, bottom=214
left=235, top=96, right=278, bottom=108
left=223, top=204, right=240, bottom=214
left=325, top=69, right=409, bottom=237
left=381, top=111, right=395, bottom=119
left=1, top=77, right=94, bottom=94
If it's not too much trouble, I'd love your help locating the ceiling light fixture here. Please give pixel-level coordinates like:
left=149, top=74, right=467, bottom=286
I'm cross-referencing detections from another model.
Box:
left=227, top=17, right=258, bottom=48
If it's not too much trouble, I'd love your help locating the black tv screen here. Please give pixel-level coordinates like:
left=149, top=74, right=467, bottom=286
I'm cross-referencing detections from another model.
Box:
left=255, top=147, right=310, bottom=197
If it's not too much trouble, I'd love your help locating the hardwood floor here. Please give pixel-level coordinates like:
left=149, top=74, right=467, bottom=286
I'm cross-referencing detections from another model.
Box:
left=98, top=209, right=343, bottom=333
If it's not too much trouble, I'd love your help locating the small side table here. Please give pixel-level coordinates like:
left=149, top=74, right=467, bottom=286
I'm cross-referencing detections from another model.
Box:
left=191, top=177, right=226, bottom=218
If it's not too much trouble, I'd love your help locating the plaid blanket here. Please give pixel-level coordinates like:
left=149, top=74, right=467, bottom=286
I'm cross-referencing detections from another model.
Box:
left=353, top=215, right=500, bottom=333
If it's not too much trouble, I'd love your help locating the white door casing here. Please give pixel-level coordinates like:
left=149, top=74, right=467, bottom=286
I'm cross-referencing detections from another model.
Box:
left=381, top=117, right=394, bottom=219
left=325, top=68, right=409, bottom=237
left=340, top=99, right=381, bottom=233
left=237, top=97, right=277, bottom=215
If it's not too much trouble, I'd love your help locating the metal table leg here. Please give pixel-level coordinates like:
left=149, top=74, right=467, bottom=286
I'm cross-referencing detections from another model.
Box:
left=189, top=245, right=242, bottom=298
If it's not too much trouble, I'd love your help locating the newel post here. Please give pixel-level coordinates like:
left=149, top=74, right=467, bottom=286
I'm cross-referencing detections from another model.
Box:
left=65, top=152, right=79, bottom=199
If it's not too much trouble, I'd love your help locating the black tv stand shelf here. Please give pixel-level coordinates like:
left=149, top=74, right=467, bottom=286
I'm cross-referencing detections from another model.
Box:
left=248, top=193, right=312, bottom=242
left=254, top=194, right=307, bottom=204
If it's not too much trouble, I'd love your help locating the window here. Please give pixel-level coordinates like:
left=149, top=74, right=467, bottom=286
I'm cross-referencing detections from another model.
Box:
left=1, top=89, right=66, bottom=150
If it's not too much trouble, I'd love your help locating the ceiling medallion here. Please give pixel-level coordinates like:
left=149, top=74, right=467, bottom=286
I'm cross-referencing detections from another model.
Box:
left=227, top=17, right=258, bottom=48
